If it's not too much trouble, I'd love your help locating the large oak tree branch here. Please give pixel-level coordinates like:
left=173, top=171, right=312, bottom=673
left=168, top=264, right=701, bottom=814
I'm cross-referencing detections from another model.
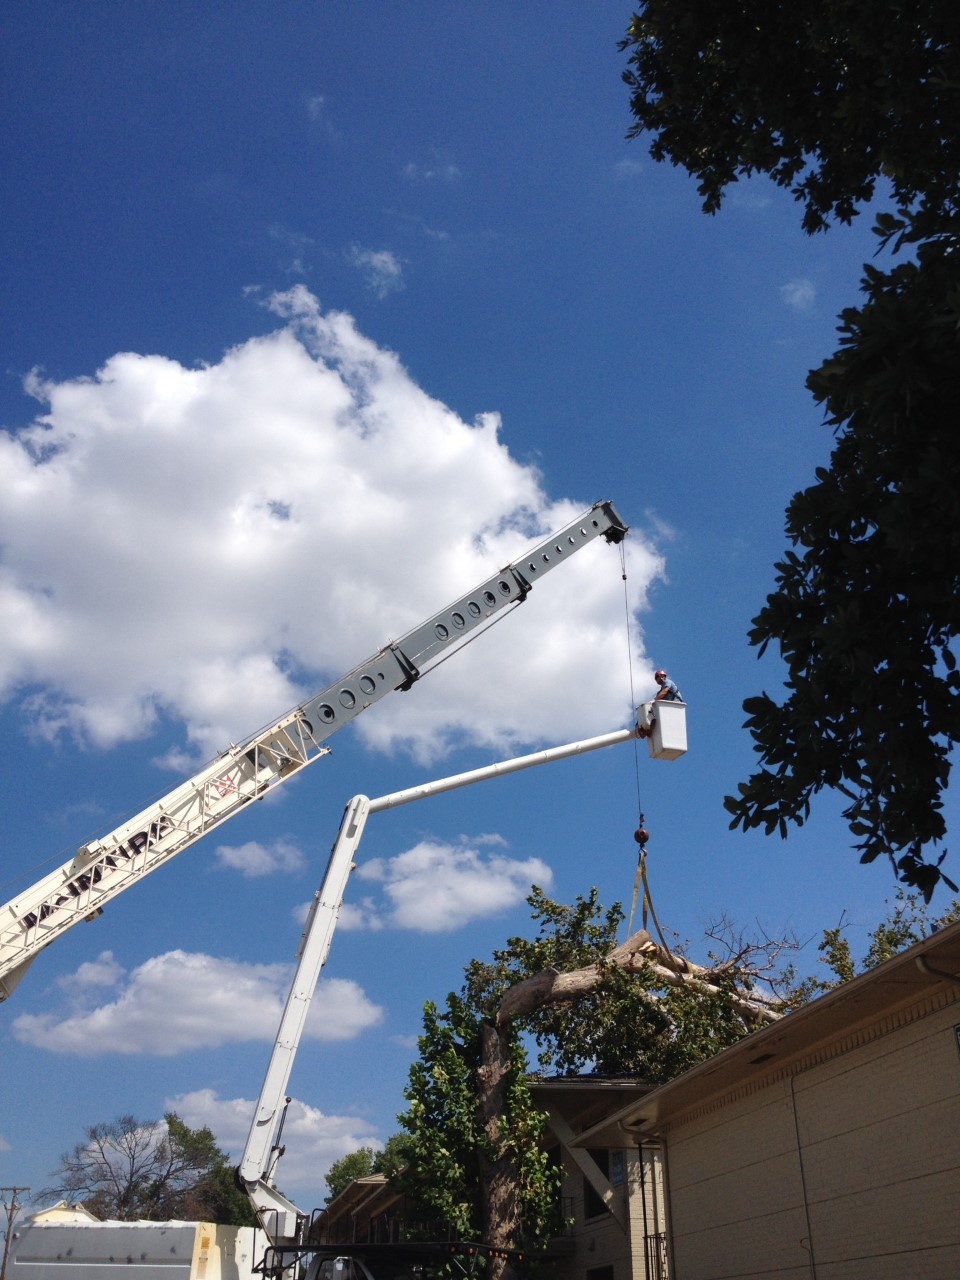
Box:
left=496, top=929, right=783, bottom=1027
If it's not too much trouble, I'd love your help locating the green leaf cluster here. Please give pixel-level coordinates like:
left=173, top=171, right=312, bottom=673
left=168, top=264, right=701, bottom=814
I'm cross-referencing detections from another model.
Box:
left=325, top=1135, right=416, bottom=1203
left=621, top=0, right=960, bottom=234
left=465, top=888, right=750, bottom=1081
left=787, top=889, right=960, bottom=1004
left=397, top=994, right=505, bottom=1240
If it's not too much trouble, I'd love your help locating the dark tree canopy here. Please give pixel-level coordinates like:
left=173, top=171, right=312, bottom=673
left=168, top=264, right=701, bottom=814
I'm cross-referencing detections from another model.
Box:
left=622, top=0, right=960, bottom=895
left=730, top=236, right=960, bottom=895
left=621, top=0, right=960, bottom=233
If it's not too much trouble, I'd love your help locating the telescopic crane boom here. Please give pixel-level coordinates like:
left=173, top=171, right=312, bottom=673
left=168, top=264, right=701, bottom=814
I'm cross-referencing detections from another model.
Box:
left=237, top=701, right=688, bottom=1273
left=0, top=501, right=627, bottom=1001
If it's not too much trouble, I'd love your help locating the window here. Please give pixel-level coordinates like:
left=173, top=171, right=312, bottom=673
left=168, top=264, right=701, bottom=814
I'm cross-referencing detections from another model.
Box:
left=583, top=1150, right=612, bottom=1219
left=586, top=1265, right=615, bottom=1280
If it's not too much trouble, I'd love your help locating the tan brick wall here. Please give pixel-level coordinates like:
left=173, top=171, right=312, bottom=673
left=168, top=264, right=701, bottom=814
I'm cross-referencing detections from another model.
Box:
left=795, top=1007, right=960, bottom=1278
left=551, top=1148, right=667, bottom=1280
left=660, top=999, right=960, bottom=1280
left=665, top=1083, right=810, bottom=1277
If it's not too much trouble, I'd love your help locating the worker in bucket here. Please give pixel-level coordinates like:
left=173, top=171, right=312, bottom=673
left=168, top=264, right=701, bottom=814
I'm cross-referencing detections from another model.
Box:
left=653, top=668, right=682, bottom=702
left=638, top=668, right=682, bottom=738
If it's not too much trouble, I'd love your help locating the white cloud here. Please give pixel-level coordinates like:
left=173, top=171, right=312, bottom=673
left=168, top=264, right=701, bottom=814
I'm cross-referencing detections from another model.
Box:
left=728, top=187, right=772, bottom=211
left=335, top=897, right=386, bottom=931
left=356, top=837, right=552, bottom=932
left=780, top=277, right=816, bottom=311
left=55, top=949, right=125, bottom=992
left=0, top=286, right=662, bottom=766
left=304, top=95, right=341, bottom=145
left=11, top=950, right=383, bottom=1055
left=215, top=837, right=306, bottom=877
left=169, top=1086, right=380, bottom=1197
left=348, top=246, right=406, bottom=297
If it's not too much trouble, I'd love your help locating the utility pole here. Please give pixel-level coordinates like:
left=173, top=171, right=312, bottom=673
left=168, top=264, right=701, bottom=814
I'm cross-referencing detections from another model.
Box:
left=0, top=1187, right=28, bottom=1280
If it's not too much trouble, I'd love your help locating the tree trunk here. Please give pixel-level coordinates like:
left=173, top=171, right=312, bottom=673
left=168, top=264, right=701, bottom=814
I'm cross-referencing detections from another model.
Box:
left=477, top=1021, right=521, bottom=1280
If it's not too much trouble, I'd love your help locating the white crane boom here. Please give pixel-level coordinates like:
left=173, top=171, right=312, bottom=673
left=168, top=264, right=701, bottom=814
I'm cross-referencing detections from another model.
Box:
left=237, top=701, right=688, bottom=1255
left=0, top=501, right=628, bottom=1002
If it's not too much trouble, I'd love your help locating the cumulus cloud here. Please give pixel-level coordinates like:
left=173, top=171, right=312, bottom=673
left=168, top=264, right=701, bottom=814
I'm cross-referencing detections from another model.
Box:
left=55, top=949, right=125, bottom=992
left=215, top=837, right=306, bottom=877
left=353, top=837, right=552, bottom=932
left=348, top=246, right=405, bottom=297
left=0, top=285, right=662, bottom=766
left=780, top=277, right=816, bottom=311
left=169, top=1086, right=380, bottom=1196
left=11, top=950, right=383, bottom=1055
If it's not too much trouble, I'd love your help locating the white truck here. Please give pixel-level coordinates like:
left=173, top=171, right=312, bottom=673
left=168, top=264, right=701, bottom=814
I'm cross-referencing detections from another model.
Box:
left=7, top=1212, right=259, bottom=1280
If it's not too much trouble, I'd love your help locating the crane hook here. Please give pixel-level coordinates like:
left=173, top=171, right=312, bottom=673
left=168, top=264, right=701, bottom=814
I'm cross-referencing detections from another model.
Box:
left=633, top=812, right=650, bottom=853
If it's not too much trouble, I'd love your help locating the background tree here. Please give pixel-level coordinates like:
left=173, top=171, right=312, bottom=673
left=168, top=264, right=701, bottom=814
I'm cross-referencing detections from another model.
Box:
left=324, top=1136, right=414, bottom=1204
left=621, top=0, right=960, bottom=896
left=789, top=889, right=960, bottom=1004
left=43, top=1112, right=254, bottom=1225
left=325, top=1148, right=378, bottom=1204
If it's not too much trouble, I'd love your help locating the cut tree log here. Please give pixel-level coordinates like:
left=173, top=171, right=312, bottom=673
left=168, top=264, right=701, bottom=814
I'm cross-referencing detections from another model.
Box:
left=496, top=928, right=783, bottom=1027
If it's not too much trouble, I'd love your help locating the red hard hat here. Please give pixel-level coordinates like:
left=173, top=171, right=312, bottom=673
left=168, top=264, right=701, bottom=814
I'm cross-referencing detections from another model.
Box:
left=655, top=669, right=667, bottom=679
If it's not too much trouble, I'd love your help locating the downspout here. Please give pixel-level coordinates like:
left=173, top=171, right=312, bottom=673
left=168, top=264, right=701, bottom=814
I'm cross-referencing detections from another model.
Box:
left=789, top=1075, right=817, bottom=1280
left=632, top=1133, right=674, bottom=1280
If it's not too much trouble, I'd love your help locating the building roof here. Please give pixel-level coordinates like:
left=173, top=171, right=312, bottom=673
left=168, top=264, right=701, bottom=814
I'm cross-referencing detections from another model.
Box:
left=529, top=1074, right=652, bottom=1149
left=577, top=917, right=960, bottom=1144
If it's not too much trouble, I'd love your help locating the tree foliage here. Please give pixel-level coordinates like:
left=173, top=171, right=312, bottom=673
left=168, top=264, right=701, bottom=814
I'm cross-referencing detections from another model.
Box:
left=324, top=1134, right=415, bottom=1204
left=728, top=231, right=960, bottom=896
left=325, top=1148, right=378, bottom=1204
left=463, top=887, right=758, bottom=1082
left=43, top=1112, right=255, bottom=1225
left=621, top=0, right=960, bottom=234
left=622, top=0, right=960, bottom=895
left=788, top=888, right=960, bottom=1003
left=397, top=993, right=559, bottom=1250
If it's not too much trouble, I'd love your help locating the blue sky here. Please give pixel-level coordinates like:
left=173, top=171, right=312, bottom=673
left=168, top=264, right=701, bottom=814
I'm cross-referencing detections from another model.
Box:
left=0, top=3, right=939, bottom=1217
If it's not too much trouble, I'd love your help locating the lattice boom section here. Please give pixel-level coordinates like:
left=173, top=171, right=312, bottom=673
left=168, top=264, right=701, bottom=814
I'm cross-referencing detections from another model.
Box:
left=0, top=715, right=326, bottom=975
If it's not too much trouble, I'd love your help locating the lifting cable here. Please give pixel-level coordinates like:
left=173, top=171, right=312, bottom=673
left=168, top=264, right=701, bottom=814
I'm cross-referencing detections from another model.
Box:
left=619, top=540, right=649, bottom=936
left=619, top=542, right=682, bottom=974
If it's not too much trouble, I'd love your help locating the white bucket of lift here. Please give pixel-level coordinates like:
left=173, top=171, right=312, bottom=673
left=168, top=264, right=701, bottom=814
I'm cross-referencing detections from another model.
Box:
left=644, top=700, right=688, bottom=760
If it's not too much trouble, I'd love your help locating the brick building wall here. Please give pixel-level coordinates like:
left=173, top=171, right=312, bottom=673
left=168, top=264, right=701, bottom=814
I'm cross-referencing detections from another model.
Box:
left=661, top=990, right=960, bottom=1279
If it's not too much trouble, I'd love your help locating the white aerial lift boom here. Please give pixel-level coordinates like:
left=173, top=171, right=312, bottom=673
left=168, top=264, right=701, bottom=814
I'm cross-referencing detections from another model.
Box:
left=0, top=502, right=628, bottom=1002
left=238, top=699, right=688, bottom=1277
